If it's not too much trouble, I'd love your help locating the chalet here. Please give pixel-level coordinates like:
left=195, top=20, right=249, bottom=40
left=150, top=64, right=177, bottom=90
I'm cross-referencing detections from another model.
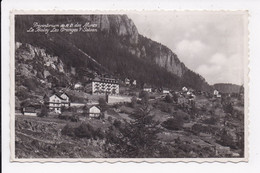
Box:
left=188, top=94, right=196, bottom=105
left=162, top=88, right=170, bottom=94
left=48, top=93, right=70, bottom=114
left=86, top=105, right=101, bottom=118
left=85, top=76, right=119, bottom=95
left=22, top=107, right=37, bottom=116
left=213, top=90, right=221, bottom=98
left=182, top=86, right=188, bottom=92
left=74, top=82, right=83, bottom=91
left=143, top=84, right=152, bottom=92
left=132, top=80, right=137, bottom=86
left=213, top=89, right=219, bottom=96
left=125, top=78, right=130, bottom=85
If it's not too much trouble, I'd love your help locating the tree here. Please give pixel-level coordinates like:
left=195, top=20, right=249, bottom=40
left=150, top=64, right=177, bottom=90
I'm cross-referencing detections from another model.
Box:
left=104, top=105, right=162, bottom=158
left=98, top=97, right=107, bottom=110
left=223, top=103, right=234, bottom=114
left=38, top=104, right=48, bottom=117
left=130, top=96, right=137, bottom=108
left=165, top=94, right=173, bottom=103
left=139, top=91, right=149, bottom=105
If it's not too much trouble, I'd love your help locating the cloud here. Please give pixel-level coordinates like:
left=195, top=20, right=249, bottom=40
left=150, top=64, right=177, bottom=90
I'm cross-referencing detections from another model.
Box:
left=209, top=53, right=227, bottom=65
left=176, top=40, right=207, bottom=58
left=196, top=64, right=222, bottom=76
left=128, top=12, right=246, bottom=85
left=196, top=53, right=244, bottom=84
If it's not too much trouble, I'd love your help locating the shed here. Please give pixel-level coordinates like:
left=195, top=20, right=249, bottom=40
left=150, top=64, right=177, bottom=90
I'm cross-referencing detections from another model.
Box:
left=22, top=107, right=37, bottom=116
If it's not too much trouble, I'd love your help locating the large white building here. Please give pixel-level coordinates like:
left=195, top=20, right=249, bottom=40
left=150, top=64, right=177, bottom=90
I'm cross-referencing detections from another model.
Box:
left=85, top=77, right=119, bottom=95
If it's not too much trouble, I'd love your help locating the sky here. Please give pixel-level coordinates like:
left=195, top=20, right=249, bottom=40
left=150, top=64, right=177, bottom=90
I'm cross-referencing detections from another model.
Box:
left=128, top=11, right=247, bottom=85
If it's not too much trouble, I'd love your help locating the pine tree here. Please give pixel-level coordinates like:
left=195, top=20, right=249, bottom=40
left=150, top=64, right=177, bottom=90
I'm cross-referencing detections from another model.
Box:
left=104, top=105, right=162, bottom=158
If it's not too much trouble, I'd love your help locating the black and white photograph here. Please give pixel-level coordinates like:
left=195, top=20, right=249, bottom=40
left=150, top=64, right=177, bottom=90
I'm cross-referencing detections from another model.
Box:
left=11, top=11, right=248, bottom=161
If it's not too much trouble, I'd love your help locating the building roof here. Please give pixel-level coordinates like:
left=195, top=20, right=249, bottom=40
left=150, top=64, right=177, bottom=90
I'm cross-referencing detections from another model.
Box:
left=23, top=107, right=36, bottom=113
left=92, top=76, right=119, bottom=84
left=50, top=92, right=69, bottom=101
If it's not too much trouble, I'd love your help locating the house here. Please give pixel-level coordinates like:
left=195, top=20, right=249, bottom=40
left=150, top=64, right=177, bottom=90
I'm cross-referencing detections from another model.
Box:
left=182, top=86, right=188, bottom=92
left=162, top=88, right=170, bottom=94
left=22, top=107, right=37, bottom=116
left=86, top=105, right=101, bottom=118
left=143, top=84, right=152, bottom=92
left=213, top=89, right=219, bottom=96
left=125, top=78, right=130, bottom=85
left=74, top=82, right=83, bottom=91
left=132, top=80, right=137, bottom=86
left=213, top=90, right=221, bottom=98
left=188, top=94, right=196, bottom=105
left=48, top=93, right=70, bottom=114
left=85, top=76, right=119, bottom=95
left=59, top=93, right=70, bottom=103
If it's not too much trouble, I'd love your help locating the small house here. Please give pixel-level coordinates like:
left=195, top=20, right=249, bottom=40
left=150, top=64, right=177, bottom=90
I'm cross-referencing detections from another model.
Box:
left=87, top=105, right=101, bottom=118
left=213, top=90, right=219, bottom=96
left=182, top=86, right=188, bottom=92
left=162, top=88, right=170, bottom=94
left=143, top=84, right=152, bottom=92
left=125, top=78, right=130, bottom=85
left=132, top=80, right=137, bottom=86
left=74, top=82, right=83, bottom=91
left=22, top=107, right=37, bottom=116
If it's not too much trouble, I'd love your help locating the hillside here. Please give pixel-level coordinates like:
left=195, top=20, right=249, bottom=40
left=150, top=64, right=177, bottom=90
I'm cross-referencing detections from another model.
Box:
left=15, top=14, right=212, bottom=92
left=213, top=83, right=243, bottom=93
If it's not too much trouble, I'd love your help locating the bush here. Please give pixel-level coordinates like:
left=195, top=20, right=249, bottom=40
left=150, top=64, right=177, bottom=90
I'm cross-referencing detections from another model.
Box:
left=70, top=115, right=79, bottom=122
left=217, top=129, right=237, bottom=149
left=74, top=123, right=94, bottom=138
left=223, top=103, right=234, bottom=114
left=61, top=124, right=75, bottom=137
left=165, top=94, right=173, bottom=103
left=159, top=103, right=172, bottom=113
left=203, top=117, right=218, bottom=125
left=23, top=78, right=38, bottom=91
left=113, top=119, right=121, bottom=128
left=139, top=91, right=149, bottom=98
left=62, top=123, right=104, bottom=140
left=162, top=116, right=184, bottom=130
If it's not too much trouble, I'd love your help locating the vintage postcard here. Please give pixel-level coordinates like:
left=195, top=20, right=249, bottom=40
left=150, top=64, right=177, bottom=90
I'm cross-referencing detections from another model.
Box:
left=10, top=10, right=249, bottom=162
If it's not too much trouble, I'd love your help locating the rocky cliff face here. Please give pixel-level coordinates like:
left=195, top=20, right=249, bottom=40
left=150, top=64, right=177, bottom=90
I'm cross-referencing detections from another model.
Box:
left=15, top=14, right=212, bottom=91
left=15, top=42, right=72, bottom=108
left=95, top=15, right=187, bottom=77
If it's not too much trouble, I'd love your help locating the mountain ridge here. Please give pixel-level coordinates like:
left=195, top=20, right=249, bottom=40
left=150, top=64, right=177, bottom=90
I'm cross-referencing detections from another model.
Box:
left=15, top=14, right=212, bottom=92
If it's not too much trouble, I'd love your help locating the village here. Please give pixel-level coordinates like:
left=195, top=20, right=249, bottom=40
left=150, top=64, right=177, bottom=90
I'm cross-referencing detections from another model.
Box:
left=20, top=73, right=221, bottom=119
left=15, top=72, right=245, bottom=158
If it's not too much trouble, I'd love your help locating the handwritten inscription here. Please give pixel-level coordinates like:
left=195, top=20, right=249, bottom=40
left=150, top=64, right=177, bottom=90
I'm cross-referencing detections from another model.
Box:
left=27, top=22, right=98, bottom=34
